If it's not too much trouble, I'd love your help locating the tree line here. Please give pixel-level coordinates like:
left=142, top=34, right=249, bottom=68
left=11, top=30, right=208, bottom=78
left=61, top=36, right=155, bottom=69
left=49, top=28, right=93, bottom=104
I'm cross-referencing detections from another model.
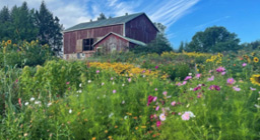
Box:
left=0, top=1, right=63, bottom=55
left=177, top=26, right=260, bottom=53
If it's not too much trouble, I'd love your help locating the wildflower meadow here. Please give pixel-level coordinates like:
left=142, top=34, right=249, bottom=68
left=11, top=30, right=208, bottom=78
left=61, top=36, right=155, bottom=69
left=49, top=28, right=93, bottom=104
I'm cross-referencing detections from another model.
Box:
left=1, top=40, right=260, bottom=139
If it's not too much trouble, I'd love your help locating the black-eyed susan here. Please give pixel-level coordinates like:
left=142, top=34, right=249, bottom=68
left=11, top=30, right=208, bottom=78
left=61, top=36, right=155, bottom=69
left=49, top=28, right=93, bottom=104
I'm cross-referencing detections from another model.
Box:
left=250, top=74, right=260, bottom=86
left=253, top=57, right=259, bottom=63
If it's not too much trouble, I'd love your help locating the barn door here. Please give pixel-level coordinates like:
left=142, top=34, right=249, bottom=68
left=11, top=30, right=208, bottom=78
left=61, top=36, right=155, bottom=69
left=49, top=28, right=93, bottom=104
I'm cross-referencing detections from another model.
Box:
left=76, top=39, right=83, bottom=53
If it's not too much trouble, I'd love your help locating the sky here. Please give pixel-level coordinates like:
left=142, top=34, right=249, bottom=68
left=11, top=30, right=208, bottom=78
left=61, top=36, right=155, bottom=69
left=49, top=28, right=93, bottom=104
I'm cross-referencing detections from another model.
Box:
left=0, top=0, right=260, bottom=49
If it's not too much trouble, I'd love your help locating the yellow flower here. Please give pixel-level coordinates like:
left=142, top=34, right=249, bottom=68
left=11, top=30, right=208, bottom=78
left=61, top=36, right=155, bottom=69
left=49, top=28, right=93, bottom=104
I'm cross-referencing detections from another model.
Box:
left=7, top=40, right=12, bottom=44
left=92, top=137, right=96, bottom=140
left=253, top=57, right=259, bottom=63
left=250, top=74, right=260, bottom=86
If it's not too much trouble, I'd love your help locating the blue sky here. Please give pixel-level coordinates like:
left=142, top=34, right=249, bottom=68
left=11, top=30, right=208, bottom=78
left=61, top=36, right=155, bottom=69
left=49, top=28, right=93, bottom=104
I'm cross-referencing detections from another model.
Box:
left=1, top=0, right=260, bottom=49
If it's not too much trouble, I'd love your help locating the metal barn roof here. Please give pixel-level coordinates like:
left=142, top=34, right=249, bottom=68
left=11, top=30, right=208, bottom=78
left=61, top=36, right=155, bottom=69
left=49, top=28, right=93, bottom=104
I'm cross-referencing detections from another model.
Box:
left=64, top=13, right=144, bottom=32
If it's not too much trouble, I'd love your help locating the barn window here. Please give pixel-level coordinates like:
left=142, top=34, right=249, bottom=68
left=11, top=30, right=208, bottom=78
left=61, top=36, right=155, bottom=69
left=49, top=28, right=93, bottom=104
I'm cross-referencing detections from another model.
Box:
left=83, top=38, right=94, bottom=51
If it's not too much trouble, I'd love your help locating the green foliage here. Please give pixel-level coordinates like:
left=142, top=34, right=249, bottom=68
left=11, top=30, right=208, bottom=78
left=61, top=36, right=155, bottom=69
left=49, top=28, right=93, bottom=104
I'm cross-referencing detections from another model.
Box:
left=0, top=1, right=63, bottom=56
left=186, top=26, right=241, bottom=52
left=0, top=40, right=53, bottom=67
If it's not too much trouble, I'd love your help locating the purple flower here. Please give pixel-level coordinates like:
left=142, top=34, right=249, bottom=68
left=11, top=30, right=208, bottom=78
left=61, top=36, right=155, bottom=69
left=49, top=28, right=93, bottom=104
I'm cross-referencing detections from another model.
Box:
left=156, top=121, right=161, bottom=127
left=242, top=63, right=247, bottom=67
left=209, top=85, right=221, bottom=91
left=250, top=87, right=256, bottom=91
left=184, top=76, right=192, bottom=81
left=96, top=70, right=100, bottom=74
left=156, top=106, right=160, bottom=111
left=128, top=78, right=131, bottom=82
left=112, top=90, right=116, bottom=94
left=155, top=66, right=159, bottom=69
left=221, top=72, right=226, bottom=75
left=227, top=78, right=235, bottom=85
left=216, top=66, right=226, bottom=73
left=208, top=76, right=215, bottom=81
left=233, top=86, right=241, bottom=91
left=182, top=81, right=187, bottom=85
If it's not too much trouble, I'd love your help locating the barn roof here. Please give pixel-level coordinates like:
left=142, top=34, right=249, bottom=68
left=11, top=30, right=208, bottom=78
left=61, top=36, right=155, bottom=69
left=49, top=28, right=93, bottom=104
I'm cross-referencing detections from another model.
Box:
left=64, top=13, right=145, bottom=33
left=93, top=32, right=147, bottom=47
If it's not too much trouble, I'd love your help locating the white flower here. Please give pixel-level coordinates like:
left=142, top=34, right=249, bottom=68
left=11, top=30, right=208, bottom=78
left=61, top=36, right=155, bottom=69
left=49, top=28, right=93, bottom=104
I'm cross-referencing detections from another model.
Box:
left=76, top=90, right=82, bottom=93
left=79, top=83, right=82, bottom=87
left=186, top=104, right=190, bottom=108
left=69, top=109, right=72, bottom=114
left=159, top=113, right=166, bottom=121
left=25, top=102, right=29, bottom=106
left=101, top=82, right=105, bottom=86
left=143, top=75, right=146, bottom=78
left=47, top=103, right=52, bottom=107
left=189, top=73, right=192, bottom=76
left=124, top=116, right=128, bottom=120
left=258, top=98, right=260, bottom=100
left=189, top=88, right=193, bottom=91
left=122, top=100, right=125, bottom=104
left=88, top=80, right=92, bottom=83
left=108, top=113, right=114, bottom=118
left=112, top=82, right=115, bottom=85
left=35, top=101, right=41, bottom=105
left=255, top=104, right=260, bottom=108
left=122, top=84, right=125, bottom=86
left=30, top=97, right=35, bottom=101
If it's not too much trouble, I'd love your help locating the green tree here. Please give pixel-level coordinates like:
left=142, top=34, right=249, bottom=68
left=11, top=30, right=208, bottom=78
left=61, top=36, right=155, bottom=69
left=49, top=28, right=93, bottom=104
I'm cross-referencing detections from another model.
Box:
left=187, top=26, right=240, bottom=52
left=35, top=1, right=63, bottom=56
left=10, top=2, right=38, bottom=42
left=97, top=13, right=107, bottom=20
left=178, top=41, right=184, bottom=53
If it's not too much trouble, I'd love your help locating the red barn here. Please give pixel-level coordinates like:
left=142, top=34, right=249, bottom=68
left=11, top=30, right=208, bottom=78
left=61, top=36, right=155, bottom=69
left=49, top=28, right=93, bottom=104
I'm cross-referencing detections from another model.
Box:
left=63, top=13, right=158, bottom=59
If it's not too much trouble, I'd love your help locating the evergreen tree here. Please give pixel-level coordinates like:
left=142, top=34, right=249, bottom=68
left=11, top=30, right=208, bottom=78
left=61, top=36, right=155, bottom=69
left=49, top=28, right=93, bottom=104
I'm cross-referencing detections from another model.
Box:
left=178, top=41, right=184, bottom=52
left=35, top=1, right=63, bottom=56
left=10, top=2, right=38, bottom=42
left=0, top=6, right=11, bottom=41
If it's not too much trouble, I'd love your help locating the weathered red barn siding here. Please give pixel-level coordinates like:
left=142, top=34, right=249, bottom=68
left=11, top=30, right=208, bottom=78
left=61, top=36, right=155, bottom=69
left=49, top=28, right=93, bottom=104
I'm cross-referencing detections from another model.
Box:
left=94, top=34, right=129, bottom=54
left=125, top=14, right=157, bottom=44
left=64, top=24, right=124, bottom=54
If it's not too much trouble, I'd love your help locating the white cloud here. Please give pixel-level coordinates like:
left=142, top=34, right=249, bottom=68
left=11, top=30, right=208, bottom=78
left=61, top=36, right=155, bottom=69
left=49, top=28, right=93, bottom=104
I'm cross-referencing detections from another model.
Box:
left=148, top=0, right=200, bottom=27
left=194, top=16, right=230, bottom=30
left=0, top=0, right=199, bottom=30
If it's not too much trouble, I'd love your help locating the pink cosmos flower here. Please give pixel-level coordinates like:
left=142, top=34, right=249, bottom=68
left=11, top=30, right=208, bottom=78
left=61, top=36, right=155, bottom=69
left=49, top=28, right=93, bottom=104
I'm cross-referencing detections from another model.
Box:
left=182, top=81, right=187, bottom=85
left=233, top=86, right=241, bottom=91
left=184, top=76, right=192, bottom=81
left=153, top=96, right=157, bottom=102
left=159, top=113, right=166, bottom=121
left=209, top=85, right=221, bottom=91
left=113, top=90, right=116, bottom=94
left=197, top=93, right=202, bottom=98
left=176, top=82, right=182, bottom=86
left=208, top=76, right=215, bottom=81
left=163, top=91, right=167, bottom=96
left=110, top=77, right=114, bottom=80
left=155, top=66, right=159, bottom=69
left=181, top=111, right=195, bottom=121
left=227, top=78, right=235, bottom=85
left=147, top=95, right=155, bottom=106
left=96, top=70, right=100, bottom=74
left=66, top=82, right=70, bottom=85
left=216, top=66, right=226, bottom=72
left=196, top=73, right=201, bottom=78
left=155, top=88, right=158, bottom=91
left=221, top=72, right=226, bottom=75
left=242, top=63, right=247, bottom=67
left=209, top=70, right=213, bottom=73
left=156, top=121, right=161, bottom=127
left=128, top=78, right=131, bottom=82
left=156, top=106, right=160, bottom=111
left=193, top=86, right=201, bottom=91
left=171, top=101, right=176, bottom=106
left=181, top=112, right=190, bottom=120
